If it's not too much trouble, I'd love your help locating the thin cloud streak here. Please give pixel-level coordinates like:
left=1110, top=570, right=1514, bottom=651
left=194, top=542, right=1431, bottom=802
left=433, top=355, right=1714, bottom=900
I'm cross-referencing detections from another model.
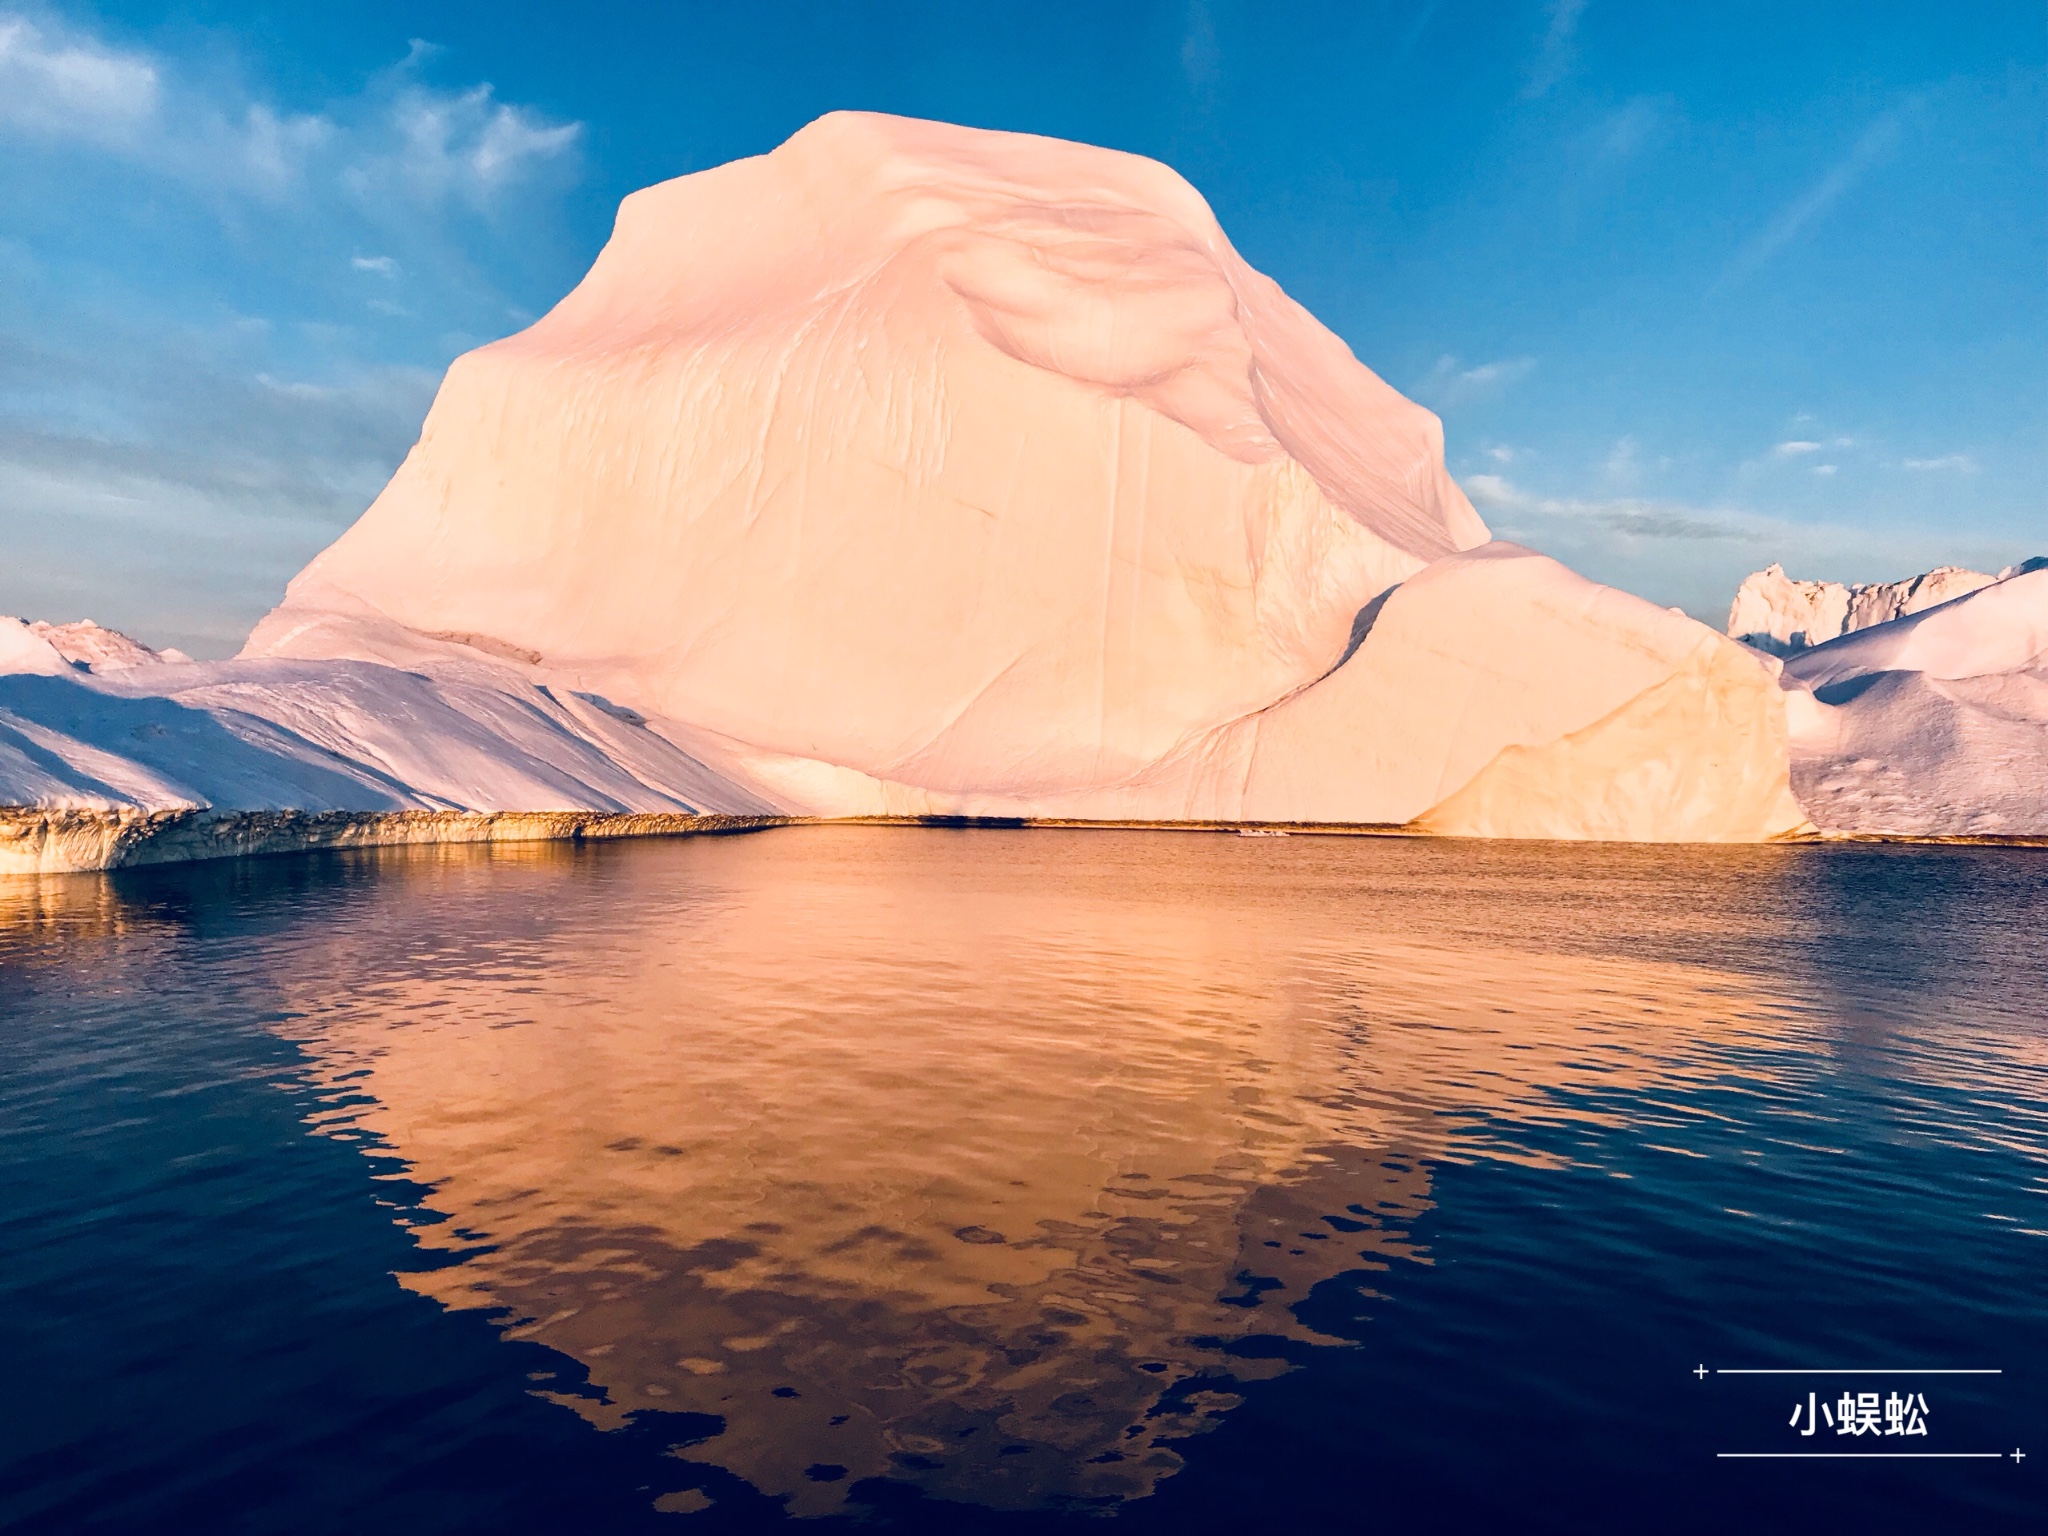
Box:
left=1413, top=354, right=1537, bottom=410
left=1765, top=435, right=1852, bottom=465
left=1180, top=1, right=1219, bottom=91
left=0, top=346, right=440, bottom=652
left=1721, top=110, right=1906, bottom=285
left=1466, top=472, right=1738, bottom=541
left=1384, top=0, right=1442, bottom=74
left=1593, top=96, right=1667, bottom=161
left=1460, top=469, right=2029, bottom=623
left=1523, top=0, right=1588, bottom=99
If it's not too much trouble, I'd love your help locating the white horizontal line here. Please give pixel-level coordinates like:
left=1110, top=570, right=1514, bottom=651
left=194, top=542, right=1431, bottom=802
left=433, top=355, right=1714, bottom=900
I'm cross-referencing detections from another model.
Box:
left=1717, top=1453, right=2004, bottom=1459
left=1715, top=1369, right=2001, bottom=1375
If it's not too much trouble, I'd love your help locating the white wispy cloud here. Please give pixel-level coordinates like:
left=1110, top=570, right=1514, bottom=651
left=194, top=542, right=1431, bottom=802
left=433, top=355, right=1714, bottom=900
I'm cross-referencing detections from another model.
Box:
left=1770, top=435, right=1853, bottom=460
left=1812, top=463, right=1837, bottom=476
left=1723, top=109, right=1907, bottom=284
left=343, top=81, right=580, bottom=209
left=0, top=13, right=158, bottom=143
left=1181, top=0, right=1220, bottom=91
left=0, top=11, right=587, bottom=653
left=233, top=103, right=332, bottom=192
left=1591, top=95, right=1668, bottom=162
left=0, top=10, right=580, bottom=207
left=1523, top=0, right=1588, bottom=99
left=1902, top=454, right=1977, bottom=472
left=1465, top=472, right=1741, bottom=541
left=1413, top=354, right=1537, bottom=410
left=1384, top=0, right=1443, bottom=73
left=0, top=10, right=329, bottom=196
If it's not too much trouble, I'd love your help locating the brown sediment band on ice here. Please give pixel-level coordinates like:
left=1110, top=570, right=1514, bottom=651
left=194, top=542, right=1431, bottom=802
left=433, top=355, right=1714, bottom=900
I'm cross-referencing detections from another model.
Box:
left=0, top=807, right=793, bottom=877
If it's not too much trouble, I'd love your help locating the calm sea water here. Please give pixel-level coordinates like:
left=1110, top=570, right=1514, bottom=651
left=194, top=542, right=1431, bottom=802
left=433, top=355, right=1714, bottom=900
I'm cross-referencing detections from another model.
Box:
left=1, top=828, right=2042, bottom=1533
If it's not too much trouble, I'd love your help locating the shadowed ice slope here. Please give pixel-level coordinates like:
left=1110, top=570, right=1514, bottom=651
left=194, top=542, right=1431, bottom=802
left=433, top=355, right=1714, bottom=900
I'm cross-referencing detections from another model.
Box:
left=0, top=621, right=769, bottom=821
left=1779, top=567, right=2048, bottom=836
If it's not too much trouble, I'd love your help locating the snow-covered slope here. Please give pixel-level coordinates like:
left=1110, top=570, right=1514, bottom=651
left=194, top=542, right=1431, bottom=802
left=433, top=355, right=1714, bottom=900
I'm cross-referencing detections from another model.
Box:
left=1728, top=562, right=2003, bottom=655
left=0, top=621, right=73, bottom=679
left=10, top=617, right=192, bottom=671
left=1781, top=567, right=2048, bottom=836
left=0, top=639, right=768, bottom=819
left=241, top=111, right=1805, bottom=845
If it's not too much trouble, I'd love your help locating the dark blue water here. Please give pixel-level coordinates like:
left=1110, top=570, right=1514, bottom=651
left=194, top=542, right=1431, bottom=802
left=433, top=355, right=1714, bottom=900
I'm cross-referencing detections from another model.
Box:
left=1, top=829, right=2041, bottom=1532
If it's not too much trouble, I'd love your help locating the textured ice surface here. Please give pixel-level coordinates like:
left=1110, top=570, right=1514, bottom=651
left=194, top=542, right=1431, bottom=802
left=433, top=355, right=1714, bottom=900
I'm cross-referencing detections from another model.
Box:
left=236, top=112, right=1803, bottom=844
left=1781, top=568, right=2048, bottom=836
left=1727, top=562, right=2002, bottom=655
left=0, top=648, right=768, bottom=818
left=8, top=617, right=193, bottom=671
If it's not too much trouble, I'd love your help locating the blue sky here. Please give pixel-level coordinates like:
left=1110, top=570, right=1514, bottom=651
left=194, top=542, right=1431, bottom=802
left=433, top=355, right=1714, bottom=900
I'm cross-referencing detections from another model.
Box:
left=1, top=1, right=2041, bottom=655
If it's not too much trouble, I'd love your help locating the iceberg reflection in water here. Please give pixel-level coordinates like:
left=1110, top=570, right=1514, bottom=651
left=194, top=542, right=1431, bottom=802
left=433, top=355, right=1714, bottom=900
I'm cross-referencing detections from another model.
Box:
left=2, top=828, right=2041, bottom=1531
left=264, top=829, right=1891, bottom=1514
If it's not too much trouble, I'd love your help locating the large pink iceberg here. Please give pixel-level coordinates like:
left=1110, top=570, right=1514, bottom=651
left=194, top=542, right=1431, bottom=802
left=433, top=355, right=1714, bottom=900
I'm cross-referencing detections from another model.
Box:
left=238, top=112, right=1805, bottom=844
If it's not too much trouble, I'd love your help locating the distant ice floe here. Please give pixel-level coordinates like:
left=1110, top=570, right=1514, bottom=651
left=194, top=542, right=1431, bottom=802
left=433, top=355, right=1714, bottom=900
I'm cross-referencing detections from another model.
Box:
left=1771, top=564, right=2048, bottom=837
left=1727, top=562, right=2007, bottom=656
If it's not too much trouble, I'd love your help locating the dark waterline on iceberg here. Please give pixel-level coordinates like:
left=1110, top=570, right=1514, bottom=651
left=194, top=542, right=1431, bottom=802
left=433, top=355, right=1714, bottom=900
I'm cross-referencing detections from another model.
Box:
left=1, top=829, right=2042, bottom=1532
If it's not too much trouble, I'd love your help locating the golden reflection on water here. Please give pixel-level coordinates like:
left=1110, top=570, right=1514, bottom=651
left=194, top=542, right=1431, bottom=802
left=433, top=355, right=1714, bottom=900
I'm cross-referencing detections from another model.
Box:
left=232, top=827, right=1841, bottom=1516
